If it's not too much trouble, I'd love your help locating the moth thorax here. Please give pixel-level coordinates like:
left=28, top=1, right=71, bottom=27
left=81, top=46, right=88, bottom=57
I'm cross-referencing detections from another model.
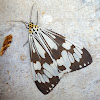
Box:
left=29, top=27, right=39, bottom=35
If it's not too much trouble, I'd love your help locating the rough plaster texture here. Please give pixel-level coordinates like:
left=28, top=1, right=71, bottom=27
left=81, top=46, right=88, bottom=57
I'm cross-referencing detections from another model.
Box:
left=0, top=0, right=100, bottom=100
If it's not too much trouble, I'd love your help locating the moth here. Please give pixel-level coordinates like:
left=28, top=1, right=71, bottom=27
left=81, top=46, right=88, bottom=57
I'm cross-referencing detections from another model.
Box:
left=9, top=4, right=92, bottom=94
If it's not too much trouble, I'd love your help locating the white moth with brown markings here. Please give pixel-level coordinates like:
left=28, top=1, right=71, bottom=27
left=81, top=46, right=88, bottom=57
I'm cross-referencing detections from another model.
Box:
left=10, top=4, right=92, bottom=95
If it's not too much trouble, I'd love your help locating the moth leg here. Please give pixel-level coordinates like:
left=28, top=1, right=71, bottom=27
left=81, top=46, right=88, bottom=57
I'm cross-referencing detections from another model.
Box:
left=23, top=40, right=29, bottom=47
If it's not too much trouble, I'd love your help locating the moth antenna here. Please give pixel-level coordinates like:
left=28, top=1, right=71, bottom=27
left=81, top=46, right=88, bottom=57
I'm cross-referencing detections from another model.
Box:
left=7, top=20, right=28, bottom=29
left=36, top=11, right=38, bottom=25
left=30, top=3, right=35, bottom=23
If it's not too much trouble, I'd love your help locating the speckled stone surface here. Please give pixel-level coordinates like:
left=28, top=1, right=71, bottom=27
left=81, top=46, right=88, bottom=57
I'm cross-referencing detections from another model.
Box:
left=0, top=0, right=100, bottom=100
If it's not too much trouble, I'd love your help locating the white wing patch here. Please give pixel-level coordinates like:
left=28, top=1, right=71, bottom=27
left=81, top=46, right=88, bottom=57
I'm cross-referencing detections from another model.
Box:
left=62, top=41, right=72, bottom=50
left=56, top=57, right=65, bottom=66
left=29, top=36, right=35, bottom=53
left=79, top=65, right=82, bottom=68
left=36, top=74, right=41, bottom=83
left=76, top=47, right=83, bottom=54
left=61, top=50, right=71, bottom=68
left=41, top=31, right=58, bottom=50
left=50, top=62, right=58, bottom=71
left=73, top=53, right=80, bottom=62
left=31, top=62, right=36, bottom=81
left=37, top=73, right=45, bottom=83
left=68, top=52, right=74, bottom=63
left=34, top=38, right=45, bottom=58
left=43, top=63, right=58, bottom=76
left=34, top=61, right=42, bottom=70
left=74, top=48, right=82, bottom=58
left=42, top=74, right=49, bottom=83
left=43, top=69, right=53, bottom=78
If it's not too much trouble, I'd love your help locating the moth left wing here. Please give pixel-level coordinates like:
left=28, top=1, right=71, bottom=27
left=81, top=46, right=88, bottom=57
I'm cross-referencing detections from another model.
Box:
left=29, top=34, right=60, bottom=94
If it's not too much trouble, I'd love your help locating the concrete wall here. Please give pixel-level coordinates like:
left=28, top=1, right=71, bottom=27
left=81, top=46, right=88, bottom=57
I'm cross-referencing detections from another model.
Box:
left=0, top=0, right=100, bottom=100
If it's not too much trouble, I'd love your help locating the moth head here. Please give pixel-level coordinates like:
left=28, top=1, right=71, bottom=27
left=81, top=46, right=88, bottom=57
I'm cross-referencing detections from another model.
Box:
left=28, top=23, right=35, bottom=28
left=28, top=23, right=38, bottom=28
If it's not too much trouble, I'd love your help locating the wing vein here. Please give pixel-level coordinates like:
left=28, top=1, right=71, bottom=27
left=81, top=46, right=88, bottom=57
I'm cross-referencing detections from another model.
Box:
left=39, top=31, right=53, bottom=55
left=31, top=35, right=41, bottom=58
left=40, top=28, right=60, bottom=46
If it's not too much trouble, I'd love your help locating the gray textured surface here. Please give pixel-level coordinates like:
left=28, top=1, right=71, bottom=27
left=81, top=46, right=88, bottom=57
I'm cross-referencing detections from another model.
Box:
left=0, top=0, right=100, bottom=100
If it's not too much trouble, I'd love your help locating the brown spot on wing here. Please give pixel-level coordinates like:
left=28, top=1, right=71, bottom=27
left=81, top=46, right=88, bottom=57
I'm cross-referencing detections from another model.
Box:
left=30, top=50, right=53, bottom=65
left=58, top=65, right=66, bottom=71
left=52, top=45, right=75, bottom=60
left=66, top=45, right=75, bottom=54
